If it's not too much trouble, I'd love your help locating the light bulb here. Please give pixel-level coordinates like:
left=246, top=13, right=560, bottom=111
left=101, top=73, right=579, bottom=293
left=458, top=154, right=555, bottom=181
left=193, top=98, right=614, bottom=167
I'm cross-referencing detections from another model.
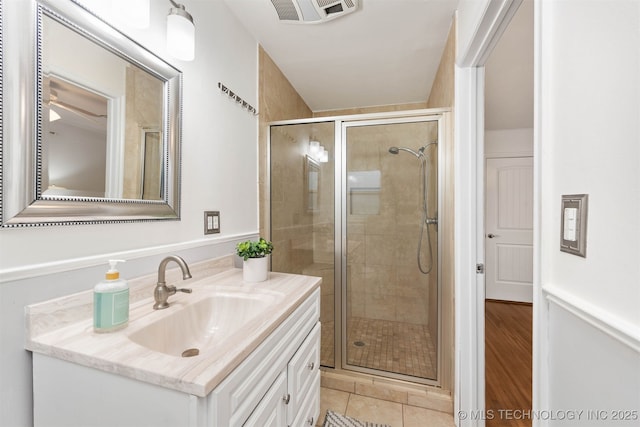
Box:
left=320, top=149, right=329, bottom=163
left=309, top=140, right=320, bottom=155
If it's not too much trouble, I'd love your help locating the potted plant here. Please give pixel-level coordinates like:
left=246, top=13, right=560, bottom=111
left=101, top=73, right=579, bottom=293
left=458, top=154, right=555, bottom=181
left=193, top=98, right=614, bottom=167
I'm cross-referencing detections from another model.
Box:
left=236, top=237, right=274, bottom=282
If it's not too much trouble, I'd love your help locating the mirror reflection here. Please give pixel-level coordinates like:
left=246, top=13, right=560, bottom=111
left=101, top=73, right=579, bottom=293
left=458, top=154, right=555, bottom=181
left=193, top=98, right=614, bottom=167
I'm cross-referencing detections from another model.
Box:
left=1, top=0, right=183, bottom=227
left=41, top=13, right=164, bottom=201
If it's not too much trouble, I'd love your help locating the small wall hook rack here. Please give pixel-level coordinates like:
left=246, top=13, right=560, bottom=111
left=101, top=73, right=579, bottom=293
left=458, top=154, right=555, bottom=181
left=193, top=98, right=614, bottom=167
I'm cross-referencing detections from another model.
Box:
left=218, top=82, right=258, bottom=116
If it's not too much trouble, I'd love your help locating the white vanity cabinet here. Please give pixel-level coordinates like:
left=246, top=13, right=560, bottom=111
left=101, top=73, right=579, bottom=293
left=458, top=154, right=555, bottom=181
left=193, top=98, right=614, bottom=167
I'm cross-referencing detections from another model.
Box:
left=31, top=287, right=321, bottom=427
left=209, top=291, right=321, bottom=427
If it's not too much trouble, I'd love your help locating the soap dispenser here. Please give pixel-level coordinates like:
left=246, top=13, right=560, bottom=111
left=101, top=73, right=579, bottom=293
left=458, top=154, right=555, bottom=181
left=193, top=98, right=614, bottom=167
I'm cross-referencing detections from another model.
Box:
left=93, top=260, right=129, bottom=333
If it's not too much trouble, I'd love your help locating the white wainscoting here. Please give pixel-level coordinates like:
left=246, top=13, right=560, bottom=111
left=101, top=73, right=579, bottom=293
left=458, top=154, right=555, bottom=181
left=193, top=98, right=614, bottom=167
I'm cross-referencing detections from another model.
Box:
left=543, top=285, right=640, bottom=425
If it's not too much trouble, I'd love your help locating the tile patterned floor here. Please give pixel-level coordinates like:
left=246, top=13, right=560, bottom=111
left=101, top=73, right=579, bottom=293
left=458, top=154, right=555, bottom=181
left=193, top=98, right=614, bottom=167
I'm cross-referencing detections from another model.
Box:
left=318, top=387, right=455, bottom=427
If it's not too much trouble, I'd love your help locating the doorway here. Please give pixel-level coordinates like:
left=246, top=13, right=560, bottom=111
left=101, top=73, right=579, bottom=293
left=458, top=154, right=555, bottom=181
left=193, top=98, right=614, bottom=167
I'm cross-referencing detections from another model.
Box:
left=483, top=0, right=534, bottom=424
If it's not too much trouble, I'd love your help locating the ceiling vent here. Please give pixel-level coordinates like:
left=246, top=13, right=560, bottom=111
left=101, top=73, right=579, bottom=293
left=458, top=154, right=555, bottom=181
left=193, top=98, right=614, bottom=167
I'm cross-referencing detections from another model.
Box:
left=270, top=0, right=358, bottom=23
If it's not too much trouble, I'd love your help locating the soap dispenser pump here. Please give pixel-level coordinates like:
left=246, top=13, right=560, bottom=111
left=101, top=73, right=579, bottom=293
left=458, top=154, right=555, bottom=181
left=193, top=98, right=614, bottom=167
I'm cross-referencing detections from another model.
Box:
left=93, top=259, right=129, bottom=333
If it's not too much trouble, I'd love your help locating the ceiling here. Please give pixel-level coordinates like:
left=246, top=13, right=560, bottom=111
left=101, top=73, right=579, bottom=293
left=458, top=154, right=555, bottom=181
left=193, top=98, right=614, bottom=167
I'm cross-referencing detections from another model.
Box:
left=223, top=0, right=533, bottom=129
left=223, top=0, right=458, bottom=112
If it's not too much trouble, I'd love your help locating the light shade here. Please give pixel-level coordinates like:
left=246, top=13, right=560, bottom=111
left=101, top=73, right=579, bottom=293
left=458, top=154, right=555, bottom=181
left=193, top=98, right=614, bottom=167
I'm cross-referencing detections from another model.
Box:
left=167, top=3, right=195, bottom=61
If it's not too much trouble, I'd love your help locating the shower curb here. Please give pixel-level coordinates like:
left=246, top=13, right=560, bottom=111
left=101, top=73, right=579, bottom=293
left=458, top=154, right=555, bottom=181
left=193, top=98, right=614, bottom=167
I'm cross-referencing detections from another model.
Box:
left=320, top=369, right=453, bottom=414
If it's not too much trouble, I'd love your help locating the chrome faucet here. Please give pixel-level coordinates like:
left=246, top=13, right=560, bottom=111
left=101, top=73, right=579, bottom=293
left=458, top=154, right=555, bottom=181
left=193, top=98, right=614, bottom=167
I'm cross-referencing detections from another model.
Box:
left=153, top=255, right=193, bottom=310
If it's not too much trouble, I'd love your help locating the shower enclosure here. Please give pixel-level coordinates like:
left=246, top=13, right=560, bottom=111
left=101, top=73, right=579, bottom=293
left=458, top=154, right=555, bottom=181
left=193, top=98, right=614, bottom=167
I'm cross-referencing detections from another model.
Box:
left=269, top=111, right=445, bottom=385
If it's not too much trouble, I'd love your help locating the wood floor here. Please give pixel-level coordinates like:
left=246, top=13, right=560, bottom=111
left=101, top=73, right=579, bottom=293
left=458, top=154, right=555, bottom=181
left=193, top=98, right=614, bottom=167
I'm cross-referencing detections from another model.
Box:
left=485, top=300, right=533, bottom=427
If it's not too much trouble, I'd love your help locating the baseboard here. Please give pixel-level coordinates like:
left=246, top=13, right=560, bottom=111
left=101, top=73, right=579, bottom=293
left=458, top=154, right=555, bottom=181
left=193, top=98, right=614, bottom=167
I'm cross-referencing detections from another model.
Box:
left=486, top=298, right=532, bottom=306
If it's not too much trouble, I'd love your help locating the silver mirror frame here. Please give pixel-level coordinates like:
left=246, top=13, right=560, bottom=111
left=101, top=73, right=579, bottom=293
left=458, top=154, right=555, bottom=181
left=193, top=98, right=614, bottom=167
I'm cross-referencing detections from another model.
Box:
left=1, top=0, right=183, bottom=227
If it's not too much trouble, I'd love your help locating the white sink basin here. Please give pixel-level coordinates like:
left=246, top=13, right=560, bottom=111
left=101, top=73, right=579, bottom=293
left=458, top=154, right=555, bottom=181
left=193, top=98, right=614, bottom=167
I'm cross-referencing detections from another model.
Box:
left=128, top=290, right=281, bottom=357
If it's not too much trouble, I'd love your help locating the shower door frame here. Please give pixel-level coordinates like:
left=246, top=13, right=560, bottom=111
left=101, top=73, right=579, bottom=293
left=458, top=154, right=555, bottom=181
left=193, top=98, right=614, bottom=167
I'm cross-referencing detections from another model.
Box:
left=268, top=108, right=449, bottom=387
left=340, top=113, right=445, bottom=386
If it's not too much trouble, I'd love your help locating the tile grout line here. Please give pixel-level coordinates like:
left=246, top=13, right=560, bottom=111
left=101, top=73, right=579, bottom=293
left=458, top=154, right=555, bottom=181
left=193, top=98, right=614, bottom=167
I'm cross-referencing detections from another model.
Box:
left=344, top=391, right=353, bottom=416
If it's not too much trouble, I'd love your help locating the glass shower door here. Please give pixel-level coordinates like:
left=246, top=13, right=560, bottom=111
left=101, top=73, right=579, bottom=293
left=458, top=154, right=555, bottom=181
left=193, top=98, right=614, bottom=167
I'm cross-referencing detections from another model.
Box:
left=269, top=121, right=336, bottom=368
left=343, top=118, right=439, bottom=382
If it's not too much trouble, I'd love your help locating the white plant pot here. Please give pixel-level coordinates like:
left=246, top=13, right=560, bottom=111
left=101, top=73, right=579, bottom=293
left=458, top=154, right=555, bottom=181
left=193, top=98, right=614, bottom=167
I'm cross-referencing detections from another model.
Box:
left=242, top=256, right=269, bottom=282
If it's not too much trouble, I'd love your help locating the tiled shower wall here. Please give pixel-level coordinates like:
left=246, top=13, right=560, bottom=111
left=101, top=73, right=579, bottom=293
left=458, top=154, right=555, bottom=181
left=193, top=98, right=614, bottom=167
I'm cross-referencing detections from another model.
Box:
left=345, top=121, right=438, bottom=326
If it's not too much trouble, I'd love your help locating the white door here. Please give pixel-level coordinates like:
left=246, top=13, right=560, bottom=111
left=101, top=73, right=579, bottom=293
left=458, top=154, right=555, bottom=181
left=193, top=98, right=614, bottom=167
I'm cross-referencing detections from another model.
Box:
left=485, top=157, right=533, bottom=302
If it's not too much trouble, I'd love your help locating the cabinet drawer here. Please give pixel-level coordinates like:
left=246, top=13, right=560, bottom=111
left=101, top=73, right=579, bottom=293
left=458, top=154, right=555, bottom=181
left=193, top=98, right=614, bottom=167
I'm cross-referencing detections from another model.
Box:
left=290, top=372, right=320, bottom=427
left=286, top=322, right=320, bottom=422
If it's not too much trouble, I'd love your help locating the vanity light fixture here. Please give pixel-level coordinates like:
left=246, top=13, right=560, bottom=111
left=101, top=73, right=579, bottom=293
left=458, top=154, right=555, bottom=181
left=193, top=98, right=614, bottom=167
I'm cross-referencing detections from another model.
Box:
left=167, top=0, right=195, bottom=61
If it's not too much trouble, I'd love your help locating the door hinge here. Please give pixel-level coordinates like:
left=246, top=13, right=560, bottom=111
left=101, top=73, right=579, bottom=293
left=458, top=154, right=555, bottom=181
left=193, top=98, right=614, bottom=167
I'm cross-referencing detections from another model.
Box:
left=476, top=263, right=485, bottom=274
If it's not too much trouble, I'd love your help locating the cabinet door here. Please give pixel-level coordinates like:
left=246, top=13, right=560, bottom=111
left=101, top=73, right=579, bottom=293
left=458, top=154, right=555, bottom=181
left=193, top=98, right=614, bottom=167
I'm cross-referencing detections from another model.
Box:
left=290, top=372, right=320, bottom=427
left=287, top=322, right=321, bottom=423
left=243, top=371, right=287, bottom=427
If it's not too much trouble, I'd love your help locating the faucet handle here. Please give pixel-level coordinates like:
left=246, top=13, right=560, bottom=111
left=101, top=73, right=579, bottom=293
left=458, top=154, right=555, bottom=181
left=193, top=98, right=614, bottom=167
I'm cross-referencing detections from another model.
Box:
left=176, top=288, right=192, bottom=294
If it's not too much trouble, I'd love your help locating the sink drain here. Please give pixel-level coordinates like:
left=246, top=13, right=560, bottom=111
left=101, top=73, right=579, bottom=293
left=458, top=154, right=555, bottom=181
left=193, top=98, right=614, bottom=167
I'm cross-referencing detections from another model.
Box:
left=181, top=348, right=200, bottom=357
left=353, top=341, right=366, bottom=347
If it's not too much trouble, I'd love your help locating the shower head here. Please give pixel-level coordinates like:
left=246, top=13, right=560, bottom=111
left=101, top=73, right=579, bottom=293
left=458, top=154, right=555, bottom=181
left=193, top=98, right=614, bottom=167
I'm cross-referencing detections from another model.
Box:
left=388, top=146, right=422, bottom=158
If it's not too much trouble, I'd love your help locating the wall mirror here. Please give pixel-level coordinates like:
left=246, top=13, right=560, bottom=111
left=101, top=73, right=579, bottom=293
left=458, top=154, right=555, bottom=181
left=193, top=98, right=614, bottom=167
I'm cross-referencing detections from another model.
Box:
left=1, top=0, right=183, bottom=226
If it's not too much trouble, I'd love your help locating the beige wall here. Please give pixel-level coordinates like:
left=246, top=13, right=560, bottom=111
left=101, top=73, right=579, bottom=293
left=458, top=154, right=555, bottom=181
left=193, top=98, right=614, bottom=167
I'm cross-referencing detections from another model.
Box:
left=258, top=46, right=313, bottom=238
left=427, top=18, right=456, bottom=109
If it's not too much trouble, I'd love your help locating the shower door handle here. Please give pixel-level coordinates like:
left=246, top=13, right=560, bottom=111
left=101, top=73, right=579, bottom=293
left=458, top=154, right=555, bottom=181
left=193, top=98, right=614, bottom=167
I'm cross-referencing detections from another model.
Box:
left=487, top=233, right=499, bottom=238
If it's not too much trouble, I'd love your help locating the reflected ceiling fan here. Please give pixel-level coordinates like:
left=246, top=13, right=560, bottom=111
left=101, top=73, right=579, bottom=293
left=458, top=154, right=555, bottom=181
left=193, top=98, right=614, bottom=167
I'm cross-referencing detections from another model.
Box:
left=46, top=89, right=107, bottom=122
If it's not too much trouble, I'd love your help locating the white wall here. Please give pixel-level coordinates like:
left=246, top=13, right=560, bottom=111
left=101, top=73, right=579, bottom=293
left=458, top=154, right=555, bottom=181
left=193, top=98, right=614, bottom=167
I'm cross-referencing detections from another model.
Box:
left=0, top=2, right=259, bottom=426
left=485, top=128, right=533, bottom=157
left=538, top=0, right=640, bottom=423
left=456, top=1, right=640, bottom=425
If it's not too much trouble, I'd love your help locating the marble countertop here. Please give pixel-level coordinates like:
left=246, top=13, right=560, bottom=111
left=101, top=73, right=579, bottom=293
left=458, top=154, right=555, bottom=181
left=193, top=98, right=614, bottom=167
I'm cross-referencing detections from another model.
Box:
left=25, top=265, right=321, bottom=397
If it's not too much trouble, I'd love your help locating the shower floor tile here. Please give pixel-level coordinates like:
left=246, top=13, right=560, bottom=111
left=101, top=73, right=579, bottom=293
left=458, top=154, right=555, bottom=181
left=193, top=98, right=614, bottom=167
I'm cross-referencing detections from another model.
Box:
left=347, top=317, right=437, bottom=380
left=321, top=317, right=437, bottom=380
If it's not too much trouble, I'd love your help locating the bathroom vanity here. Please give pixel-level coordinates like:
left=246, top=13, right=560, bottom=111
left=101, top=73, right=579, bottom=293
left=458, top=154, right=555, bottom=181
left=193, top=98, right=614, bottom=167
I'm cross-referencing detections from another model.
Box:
left=26, top=267, right=321, bottom=427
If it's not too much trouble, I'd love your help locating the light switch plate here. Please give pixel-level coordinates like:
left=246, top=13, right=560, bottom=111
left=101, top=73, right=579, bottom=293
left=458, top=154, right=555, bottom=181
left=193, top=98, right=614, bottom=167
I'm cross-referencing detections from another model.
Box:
left=560, top=194, right=588, bottom=257
left=204, top=211, right=220, bottom=235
